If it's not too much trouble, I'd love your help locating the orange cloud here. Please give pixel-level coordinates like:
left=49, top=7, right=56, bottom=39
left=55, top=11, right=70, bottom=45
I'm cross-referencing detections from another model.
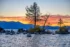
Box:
left=0, top=15, right=70, bottom=26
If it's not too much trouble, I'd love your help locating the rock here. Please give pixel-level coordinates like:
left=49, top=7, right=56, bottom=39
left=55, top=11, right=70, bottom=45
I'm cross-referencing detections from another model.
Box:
left=27, top=33, right=31, bottom=37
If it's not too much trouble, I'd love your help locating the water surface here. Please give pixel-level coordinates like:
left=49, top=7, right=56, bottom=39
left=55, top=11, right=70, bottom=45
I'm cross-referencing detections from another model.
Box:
left=0, top=34, right=70, bottom=47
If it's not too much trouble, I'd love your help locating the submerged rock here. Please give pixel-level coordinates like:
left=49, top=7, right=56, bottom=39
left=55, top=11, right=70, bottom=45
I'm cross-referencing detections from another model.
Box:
left=27, top=33, right=31, bottom=37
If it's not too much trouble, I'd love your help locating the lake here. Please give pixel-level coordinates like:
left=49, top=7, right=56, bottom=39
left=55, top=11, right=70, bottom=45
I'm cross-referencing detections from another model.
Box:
left=0, top=34, right=70, bottom=47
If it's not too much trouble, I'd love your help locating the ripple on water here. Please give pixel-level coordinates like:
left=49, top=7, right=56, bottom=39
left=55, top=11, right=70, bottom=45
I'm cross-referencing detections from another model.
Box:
left=0, top=34, right=70, bottom=47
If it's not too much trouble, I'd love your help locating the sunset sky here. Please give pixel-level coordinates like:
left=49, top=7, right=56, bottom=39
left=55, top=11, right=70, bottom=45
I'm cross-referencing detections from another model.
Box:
left=0, top=0, right=70, bottom=17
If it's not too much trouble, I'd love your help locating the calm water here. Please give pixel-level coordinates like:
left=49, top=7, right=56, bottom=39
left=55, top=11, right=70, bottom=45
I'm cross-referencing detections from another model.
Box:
left=0, top=34, right=70, bottom=47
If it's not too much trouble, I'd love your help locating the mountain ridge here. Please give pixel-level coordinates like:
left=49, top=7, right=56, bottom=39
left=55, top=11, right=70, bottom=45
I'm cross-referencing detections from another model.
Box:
left=0, top=21, right=70, bottom=30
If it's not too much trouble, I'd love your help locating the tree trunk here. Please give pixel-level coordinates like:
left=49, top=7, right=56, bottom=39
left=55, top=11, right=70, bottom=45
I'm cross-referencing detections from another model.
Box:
left=34, top=4, right=36, bottom=28
left=34, top=11, right=36, bottom=28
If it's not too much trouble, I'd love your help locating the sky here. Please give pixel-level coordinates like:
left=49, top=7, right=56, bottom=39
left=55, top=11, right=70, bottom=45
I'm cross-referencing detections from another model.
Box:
left=0, top=0, right=70, bottom=17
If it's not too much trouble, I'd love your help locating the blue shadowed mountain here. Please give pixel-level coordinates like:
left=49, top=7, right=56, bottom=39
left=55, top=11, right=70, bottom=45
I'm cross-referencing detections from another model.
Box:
left=44, top=26, right=59, bottom=29
left=0, top=21, right=70, bottom=30
left=0, top=21, right=34, bottom=29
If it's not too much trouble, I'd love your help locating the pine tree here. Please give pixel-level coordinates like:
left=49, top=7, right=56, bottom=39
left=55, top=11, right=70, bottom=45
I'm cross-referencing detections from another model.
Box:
left=26, top=2, right=40, bottom=28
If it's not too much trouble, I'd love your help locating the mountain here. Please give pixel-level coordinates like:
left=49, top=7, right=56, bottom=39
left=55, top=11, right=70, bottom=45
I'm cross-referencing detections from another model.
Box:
left=0, top=21, right=34, bottom=29
left=0, top=15, right=70, bottom=26
left=44, top=26, right=59, bottom=29
left=0, top=21, right=70, bottom=30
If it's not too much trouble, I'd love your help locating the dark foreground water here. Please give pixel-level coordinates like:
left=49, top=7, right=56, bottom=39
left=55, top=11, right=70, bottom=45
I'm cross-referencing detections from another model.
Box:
left=0, top=34, right=70, bottom=47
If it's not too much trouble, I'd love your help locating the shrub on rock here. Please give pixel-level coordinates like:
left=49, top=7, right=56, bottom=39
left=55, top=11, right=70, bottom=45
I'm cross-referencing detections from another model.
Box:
left=10, top=30, right=15, bottom=35
left=28, top=26, right=42, bottom=34
left=17, top=28, right=26, bottom=34
left=55, top=26, right=69, bottom=34
left=0, top=27, right=5, bottom=33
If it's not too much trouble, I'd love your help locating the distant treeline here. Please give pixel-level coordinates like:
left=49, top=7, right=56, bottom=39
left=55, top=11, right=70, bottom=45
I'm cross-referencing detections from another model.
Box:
left=0, top=26, right=70, bottom=35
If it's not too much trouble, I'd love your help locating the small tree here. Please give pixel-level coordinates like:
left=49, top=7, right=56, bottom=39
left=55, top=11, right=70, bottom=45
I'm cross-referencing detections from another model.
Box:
left=58, top=18, right=63, bottom=31
left=56, top=18, right=69, bottom=34
left=26, top=2, right=40, bottom=28
left=58, top=18, right=63, bottom=28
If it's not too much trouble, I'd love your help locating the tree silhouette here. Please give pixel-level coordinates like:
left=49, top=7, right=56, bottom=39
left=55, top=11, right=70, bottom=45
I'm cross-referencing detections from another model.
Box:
left=26, top=2, right=40, bottom=28
left=58, top=18, right=63, bottom=32
left=43, top=14, right=50, bottom=31
left=58, top=18, right=63, bottom=28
